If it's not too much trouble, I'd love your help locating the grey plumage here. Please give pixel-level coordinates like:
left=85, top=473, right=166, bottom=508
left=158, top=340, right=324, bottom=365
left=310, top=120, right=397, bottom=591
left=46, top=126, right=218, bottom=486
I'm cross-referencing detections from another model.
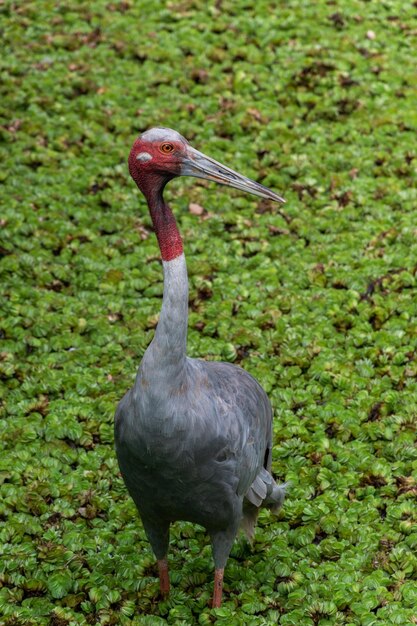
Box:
left=115, top=256, right=285, bottom=565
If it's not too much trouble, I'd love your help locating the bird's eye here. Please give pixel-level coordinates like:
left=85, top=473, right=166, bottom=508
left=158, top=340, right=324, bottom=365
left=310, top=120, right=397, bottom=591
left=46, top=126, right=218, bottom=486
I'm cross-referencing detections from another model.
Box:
left=160, top=143, right=174, bottom=154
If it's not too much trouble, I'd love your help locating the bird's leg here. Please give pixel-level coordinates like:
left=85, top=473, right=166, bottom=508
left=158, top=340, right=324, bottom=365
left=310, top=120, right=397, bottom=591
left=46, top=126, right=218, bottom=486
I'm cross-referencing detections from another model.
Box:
left=209, top=523, right=239, bottom=608
left=141, top=519, right=170, bottom=598
left=212, top=568, right=224, bottom=608
left=157, top=558, right=170, bottom=597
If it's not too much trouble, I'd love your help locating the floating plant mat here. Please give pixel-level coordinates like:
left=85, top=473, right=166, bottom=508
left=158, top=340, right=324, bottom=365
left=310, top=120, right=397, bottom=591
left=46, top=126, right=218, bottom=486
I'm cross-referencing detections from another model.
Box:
left=1, top=0, right=417, bottom=624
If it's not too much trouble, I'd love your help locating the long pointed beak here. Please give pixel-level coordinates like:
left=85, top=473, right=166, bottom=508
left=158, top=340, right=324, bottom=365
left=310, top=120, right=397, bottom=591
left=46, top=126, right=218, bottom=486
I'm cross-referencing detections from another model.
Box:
left=181, top=147, right=285, bottom=203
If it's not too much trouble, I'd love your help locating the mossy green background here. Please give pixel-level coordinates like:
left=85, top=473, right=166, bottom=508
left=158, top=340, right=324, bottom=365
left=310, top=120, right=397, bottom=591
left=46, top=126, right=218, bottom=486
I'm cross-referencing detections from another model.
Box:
left=1, top=1, right=417, bottom=624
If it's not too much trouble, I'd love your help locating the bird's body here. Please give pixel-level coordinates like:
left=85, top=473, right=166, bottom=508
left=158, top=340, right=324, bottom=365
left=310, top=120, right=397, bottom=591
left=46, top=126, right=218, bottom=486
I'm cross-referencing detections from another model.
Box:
left=115, top=128, right=285, bottom=606
left=116, top=356, right=272, bottom=536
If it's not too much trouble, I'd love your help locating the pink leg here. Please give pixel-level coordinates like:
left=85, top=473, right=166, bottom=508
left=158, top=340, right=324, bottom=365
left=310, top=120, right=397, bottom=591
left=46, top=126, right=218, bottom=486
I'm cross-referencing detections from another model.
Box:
left=212, top=568, right=224, bottom=608
left=157, top=558, right=170, bottom=597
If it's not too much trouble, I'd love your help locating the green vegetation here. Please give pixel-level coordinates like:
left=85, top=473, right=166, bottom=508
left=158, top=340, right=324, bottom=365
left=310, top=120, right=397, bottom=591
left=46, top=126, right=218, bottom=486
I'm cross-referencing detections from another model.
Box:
left=1, top=0, right=417, bottom=624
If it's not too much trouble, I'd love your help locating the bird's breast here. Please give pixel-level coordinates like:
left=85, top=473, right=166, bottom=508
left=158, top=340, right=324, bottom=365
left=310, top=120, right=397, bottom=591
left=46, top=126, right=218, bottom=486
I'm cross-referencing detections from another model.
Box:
left=116, top=402, right=240, bottom=528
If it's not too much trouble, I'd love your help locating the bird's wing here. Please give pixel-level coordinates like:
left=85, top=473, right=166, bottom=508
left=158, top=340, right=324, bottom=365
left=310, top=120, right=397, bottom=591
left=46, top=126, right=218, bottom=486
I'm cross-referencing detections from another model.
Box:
left=191, top=359, right=273, bottom=498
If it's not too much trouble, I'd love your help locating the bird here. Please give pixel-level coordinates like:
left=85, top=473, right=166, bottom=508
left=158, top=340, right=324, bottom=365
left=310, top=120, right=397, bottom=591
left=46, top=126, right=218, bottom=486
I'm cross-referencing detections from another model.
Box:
left=115, top=127, right=286, bottom=608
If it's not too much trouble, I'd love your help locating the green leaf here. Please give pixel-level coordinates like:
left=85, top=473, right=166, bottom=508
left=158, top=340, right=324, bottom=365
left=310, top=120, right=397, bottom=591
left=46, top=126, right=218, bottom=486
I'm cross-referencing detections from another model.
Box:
left=46, top=571, right=73, bottom=599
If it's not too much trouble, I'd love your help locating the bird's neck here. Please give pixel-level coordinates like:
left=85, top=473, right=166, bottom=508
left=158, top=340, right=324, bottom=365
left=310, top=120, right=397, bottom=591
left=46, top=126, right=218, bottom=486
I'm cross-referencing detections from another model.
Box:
left=154, top=253, right=188, bottom=356
left=148, top=187, right=183, bottom=262
left=142, top=193, right=188, bottom=381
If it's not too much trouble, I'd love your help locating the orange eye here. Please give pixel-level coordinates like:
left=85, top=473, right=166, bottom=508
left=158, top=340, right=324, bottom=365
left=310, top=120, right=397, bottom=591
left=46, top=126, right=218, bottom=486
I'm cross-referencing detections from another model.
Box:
left=160, top=143, right=174, bottom=154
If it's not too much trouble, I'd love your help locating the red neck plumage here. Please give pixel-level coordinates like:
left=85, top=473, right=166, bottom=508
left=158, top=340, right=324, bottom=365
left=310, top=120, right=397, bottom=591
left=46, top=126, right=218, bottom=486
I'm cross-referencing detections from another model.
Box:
left=131, top=169, right=183, bottom=262
left=149, top=200, right=183, bottom=262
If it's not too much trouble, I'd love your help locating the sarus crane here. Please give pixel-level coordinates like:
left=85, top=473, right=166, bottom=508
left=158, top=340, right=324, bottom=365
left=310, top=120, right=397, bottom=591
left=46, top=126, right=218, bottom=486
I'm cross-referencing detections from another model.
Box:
left=115, top=128, right=286, bottom=607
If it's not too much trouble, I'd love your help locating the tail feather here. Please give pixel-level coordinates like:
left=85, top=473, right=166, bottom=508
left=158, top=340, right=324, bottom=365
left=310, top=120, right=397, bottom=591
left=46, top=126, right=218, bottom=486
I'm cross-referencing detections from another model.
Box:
left=241, top=502, right=259, bottom=542
left=241, top=469, right=287, bottom=540
left=264, top=481, right=287, bottom=514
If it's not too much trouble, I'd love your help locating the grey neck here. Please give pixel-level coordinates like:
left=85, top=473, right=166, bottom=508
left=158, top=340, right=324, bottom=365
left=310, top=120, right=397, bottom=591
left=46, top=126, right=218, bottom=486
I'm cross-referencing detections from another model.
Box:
left=140, top=253, right=188, bottom=385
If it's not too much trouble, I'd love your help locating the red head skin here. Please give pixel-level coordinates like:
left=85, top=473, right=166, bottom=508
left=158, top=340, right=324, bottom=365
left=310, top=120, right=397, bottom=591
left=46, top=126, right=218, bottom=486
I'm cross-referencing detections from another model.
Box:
left=128, top=133, right=186, bottom=262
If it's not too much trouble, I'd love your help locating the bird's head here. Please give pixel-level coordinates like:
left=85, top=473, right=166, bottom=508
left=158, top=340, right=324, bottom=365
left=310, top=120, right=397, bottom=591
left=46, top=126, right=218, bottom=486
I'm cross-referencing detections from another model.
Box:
left=128, top=127, right=285, bottom=204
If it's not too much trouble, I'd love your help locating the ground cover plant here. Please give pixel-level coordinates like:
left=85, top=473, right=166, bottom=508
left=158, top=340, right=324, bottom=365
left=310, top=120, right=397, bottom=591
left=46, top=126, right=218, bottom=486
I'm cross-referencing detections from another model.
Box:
left=1, top=0, right=417, bottom=624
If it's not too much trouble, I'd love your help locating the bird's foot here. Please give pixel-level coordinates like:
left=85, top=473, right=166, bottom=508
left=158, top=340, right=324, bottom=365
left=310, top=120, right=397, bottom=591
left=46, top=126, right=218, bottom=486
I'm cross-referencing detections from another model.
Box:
left=157, top=558, right=170, bottom=597
left=211, top=568, right=224, bottom=608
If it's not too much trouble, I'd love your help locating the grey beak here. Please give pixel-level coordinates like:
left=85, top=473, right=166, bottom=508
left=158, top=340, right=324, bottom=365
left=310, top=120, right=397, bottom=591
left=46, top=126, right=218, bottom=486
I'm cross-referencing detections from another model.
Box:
left=181, top=147, right=285, bottom=203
